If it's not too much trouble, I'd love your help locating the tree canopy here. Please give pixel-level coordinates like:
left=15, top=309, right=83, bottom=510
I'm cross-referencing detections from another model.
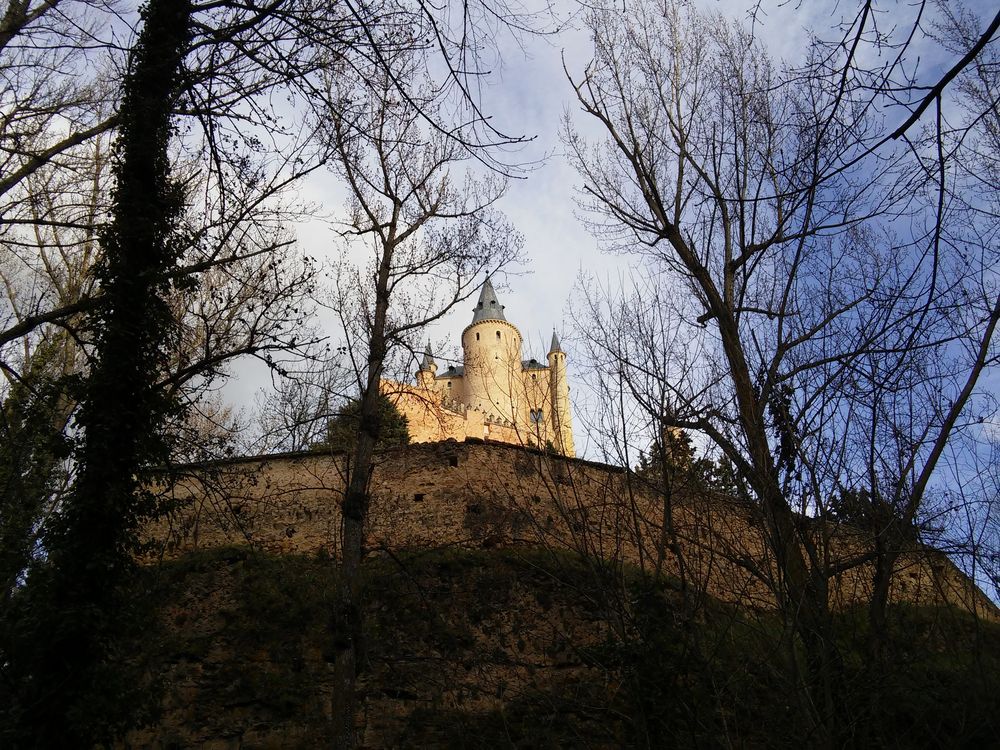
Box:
left=317, top=393, right=411, bottom=453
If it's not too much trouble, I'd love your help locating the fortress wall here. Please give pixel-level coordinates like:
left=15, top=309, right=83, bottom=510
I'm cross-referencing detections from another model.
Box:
left=383, top=379, right=548, bottom=450
left=147, top=441, right=996, bottom=619
left=381, top=380, right=477, bottom=444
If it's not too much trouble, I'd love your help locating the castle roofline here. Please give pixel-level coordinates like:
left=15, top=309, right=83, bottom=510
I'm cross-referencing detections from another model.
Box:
left=461, top=316, right=522, bottom=339
left=522, top=358, right=548, bottom=371
left=471, top=276, right=507, bottom=324
left=436, top=364, right=465, bottom=378
left=419, top=342, right=435, bottom=371
left=548, top=330, right=563, bottom=354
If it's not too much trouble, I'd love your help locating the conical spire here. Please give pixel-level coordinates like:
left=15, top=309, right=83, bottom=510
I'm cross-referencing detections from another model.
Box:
left=419, top=342, right=435, bottom=370
left=548, top=330, right=562, bottom=354
left=471, top=276, right=507, bottom=324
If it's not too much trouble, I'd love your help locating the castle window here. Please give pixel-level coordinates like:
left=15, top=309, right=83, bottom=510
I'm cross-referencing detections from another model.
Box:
left=530, top=409, right=543, bottom=424
left=496, top=330, right=501, bottom=340
left=447, top=381, right=452, bottom=388
left=448, top=456, right=459, bottom=468
left=476, top=332, right=480, bottom=340
left=414, top=493, right=425, bottom=502
left=531, top=373, right=536, bottom=380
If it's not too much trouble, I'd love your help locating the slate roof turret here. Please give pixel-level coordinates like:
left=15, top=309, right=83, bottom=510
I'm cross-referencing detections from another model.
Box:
left=471, top=277, right=507, bottom=324
left=548, top=331, right=563, bottom=354
left=419, top=342, right=435, bottom=371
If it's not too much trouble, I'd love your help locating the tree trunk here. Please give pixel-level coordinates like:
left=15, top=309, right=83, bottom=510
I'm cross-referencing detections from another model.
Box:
left=332, top=243, right=395, bottom=749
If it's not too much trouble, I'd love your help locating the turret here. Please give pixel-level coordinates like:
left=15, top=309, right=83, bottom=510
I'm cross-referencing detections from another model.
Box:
left=470, top=276, right=507, bottom=324
left=462, top=278, right=523, bottom=422
left=415, top=342, right=437, bottom=388
left=548, top=331, right=562, bottom=356
left=547, top=331, right=575, bottom=456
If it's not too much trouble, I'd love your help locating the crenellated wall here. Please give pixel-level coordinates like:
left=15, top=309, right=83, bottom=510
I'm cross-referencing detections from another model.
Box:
left=381, top=379, right=528, bottom=446
left=148, top=440, right=997, bottom=619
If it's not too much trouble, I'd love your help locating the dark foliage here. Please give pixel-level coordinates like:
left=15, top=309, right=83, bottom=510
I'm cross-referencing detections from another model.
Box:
left=0, top=1, right=194, bottom=745
left=113, top=547, right=1000, bottom=747
left=829, top=487, right=914, bottom=534
left=634, top=429, right=741, bottom=498
left=0, top=341, right=72, bottom=603
left=314, top=394, right=410, bottom=453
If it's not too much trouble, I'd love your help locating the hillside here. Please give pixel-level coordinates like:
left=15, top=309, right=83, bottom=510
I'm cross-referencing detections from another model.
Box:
left=125, top=545, right=1000, bottom=748
left=116, top=440, right=1000, bottom=747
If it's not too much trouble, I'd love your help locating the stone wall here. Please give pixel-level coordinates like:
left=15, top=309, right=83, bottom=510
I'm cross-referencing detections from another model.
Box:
left=380, top=379, right=528, bottom=448
left=149, top=440, right=996, bottom=618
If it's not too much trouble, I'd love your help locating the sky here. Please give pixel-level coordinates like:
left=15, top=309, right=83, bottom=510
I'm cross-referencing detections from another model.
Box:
left=224, top=0, right=991, bottom=458
left=226, top=3, right=809, bottom=406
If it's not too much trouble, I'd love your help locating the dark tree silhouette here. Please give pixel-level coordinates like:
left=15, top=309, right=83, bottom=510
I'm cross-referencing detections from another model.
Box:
left=320, top=393, right=411, bottom=453
left=565, top=2, right=999, bottom=743
left=322, top=57, right=523, bottom=746
left=2, top=1, right=195, bottom=744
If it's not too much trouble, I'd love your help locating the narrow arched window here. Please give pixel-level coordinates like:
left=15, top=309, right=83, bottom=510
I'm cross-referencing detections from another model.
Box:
left=476, top=332, right=480, bottom=341
left=496, top=330, right=501, bottom=340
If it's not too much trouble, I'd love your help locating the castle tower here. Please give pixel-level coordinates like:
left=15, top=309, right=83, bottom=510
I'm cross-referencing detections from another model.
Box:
left=389, top=278, right=576, bottom=456
left=461, top=277, right=524, bottom=423
left=547, top=331, right=575, bottom=456
left=415, top=342, right=437, bottom=389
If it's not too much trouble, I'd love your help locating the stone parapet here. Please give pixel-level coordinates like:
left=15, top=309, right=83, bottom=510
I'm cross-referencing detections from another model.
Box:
left=147, top=440, right=997, bottom=620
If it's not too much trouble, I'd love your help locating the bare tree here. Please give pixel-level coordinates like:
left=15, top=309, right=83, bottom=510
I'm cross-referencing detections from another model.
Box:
left=0, top=1, right=121, bottom=366
left=0, top=123, right=324, bottom=586
left=832, top=0, right=1000, bottom=671
left=321, top=57, right=523, bottom=746
left=564, top=0, right=998, bottom=741
left=0, top=0, right=548, bottom=741
left=250, top=343, right=356, bottom=453
left=0, top=1, right=120, bottom=208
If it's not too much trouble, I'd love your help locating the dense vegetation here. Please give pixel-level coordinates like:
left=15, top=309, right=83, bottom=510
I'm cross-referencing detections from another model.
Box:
left=121, top=547, right=999, bottom=747
left=313, top=395, right=411, bottom=454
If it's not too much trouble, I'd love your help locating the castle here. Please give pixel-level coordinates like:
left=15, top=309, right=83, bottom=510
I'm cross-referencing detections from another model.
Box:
left=137, top=289, right=998, bottom=748
left=385, top=278, right=575, bottom=456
